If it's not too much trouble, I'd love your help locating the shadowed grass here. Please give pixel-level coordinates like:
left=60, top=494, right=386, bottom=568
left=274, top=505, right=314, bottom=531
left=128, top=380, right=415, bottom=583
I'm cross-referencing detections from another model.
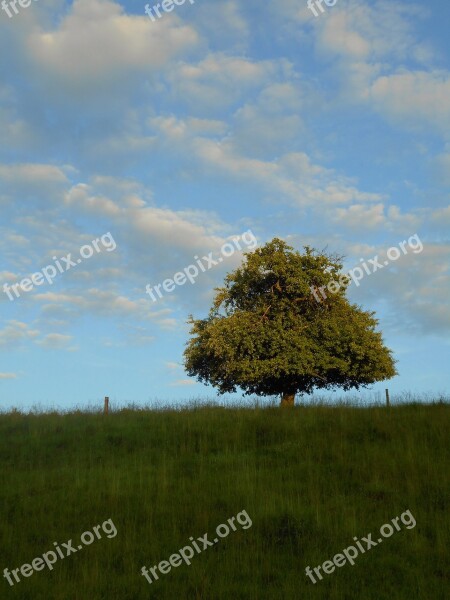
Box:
left=0, top=400, right=448, bottom=599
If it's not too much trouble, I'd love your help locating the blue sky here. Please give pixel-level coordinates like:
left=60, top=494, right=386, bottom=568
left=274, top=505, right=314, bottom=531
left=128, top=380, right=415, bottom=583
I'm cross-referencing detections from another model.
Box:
left=0, top=0, right=449, bottom=409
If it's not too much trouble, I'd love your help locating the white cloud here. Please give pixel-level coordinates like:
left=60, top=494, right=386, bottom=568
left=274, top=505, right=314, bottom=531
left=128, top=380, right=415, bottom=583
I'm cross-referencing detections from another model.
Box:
left=369, top=71, right=450, bottom=132
left=127, top=205, right=225, bottom=252
left=27, top=0, right=199, bottom=86
left=332, top=203, right=386, bottom=229
left=316, top=1, right=429, bottom=63
left=0, top=320, right=40, bottom=348
left=64, top=183, right=121, bottom=217
left=36, top=333, right=74, bottom=349
left=0, top=163, right=68, bottom=185
left=166, top=361, right=182, bottom=370
left=0, top=163, right=70, bottom=211
left=0, top=373, right=18, bottom=380
left=192, top=0, right=249, bottom=50
left=430, top=205, right=450, bottom=224
left=34, top=289, right=177, bottom=330
left=306, top=1, right=450, bottom=134
left=170, top=379, right=196, bottom=386
left=353, top=241, right=450, bottom=335
left=386, top=205, right=422, bottom=232
left=166, top=54, right=288, bottom=112
left=192, top=138, right=384, bottom=209
left=433, top=151, right=450, bottom=186
left=319, top=11, right=371, bottom=59
left=230, top=83, right=305, bottom=156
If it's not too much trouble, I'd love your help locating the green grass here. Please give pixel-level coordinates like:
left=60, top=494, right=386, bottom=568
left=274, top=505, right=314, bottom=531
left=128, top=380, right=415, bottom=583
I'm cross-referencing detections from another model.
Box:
left=0, top=401, right=448, bottom=599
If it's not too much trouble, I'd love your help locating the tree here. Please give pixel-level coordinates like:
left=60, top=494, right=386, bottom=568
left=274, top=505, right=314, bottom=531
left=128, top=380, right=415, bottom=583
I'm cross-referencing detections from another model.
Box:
left=183, top=238, right=397, bottom=406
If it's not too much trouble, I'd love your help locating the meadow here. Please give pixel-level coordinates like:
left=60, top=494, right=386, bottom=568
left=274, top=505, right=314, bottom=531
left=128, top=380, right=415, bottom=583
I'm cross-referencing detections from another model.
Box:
left=0, top=398, right=448, bottom=599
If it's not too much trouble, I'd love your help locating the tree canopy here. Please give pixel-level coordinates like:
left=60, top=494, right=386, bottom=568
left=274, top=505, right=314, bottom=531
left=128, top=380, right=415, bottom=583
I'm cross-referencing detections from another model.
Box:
left=183, top=238, right=397, bottom=405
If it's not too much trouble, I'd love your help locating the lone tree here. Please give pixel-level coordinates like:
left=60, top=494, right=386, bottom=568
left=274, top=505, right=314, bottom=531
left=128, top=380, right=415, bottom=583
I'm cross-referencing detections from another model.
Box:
left=184, top=238, right=397, bottom=406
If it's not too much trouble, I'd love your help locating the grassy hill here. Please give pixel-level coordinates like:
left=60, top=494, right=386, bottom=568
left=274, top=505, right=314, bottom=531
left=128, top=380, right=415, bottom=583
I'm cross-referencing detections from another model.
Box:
left=0, top=401, right=448, bottom=599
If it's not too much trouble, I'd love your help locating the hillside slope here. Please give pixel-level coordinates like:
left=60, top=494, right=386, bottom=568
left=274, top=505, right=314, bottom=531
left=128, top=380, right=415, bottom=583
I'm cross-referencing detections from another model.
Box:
left=0, top=403, right=448, bottom=599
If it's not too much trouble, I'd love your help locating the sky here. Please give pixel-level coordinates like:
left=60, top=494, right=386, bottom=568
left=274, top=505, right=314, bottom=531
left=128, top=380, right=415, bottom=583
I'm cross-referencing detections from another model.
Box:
left=0, top=0, right=449, bottom=410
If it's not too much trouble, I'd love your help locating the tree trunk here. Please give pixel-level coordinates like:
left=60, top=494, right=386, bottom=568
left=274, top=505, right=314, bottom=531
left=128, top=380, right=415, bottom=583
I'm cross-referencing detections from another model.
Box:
left=280, top=392, right=295, bottom=407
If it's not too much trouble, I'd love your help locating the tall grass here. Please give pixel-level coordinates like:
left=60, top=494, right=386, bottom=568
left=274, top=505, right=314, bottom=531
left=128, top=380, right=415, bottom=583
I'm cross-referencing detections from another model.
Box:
left=0, top=401, right=448, bottom=599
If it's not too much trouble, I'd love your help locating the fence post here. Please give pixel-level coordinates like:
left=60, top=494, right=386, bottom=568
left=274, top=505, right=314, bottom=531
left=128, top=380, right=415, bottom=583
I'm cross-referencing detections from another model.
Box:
left=385, top=389, right=390, bottom=408
left=104, top=396, right=109, bottom=415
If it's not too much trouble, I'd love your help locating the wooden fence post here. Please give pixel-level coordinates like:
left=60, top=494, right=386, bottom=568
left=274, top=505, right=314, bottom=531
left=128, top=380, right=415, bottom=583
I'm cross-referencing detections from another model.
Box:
left=385, top=389, right=390, bottom=408
left=104, top=396, right=109, bottom=415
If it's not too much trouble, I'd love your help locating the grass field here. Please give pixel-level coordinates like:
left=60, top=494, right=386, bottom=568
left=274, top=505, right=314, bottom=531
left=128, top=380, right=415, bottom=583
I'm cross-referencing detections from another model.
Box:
left=0, top=400, right=448, bottom=599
